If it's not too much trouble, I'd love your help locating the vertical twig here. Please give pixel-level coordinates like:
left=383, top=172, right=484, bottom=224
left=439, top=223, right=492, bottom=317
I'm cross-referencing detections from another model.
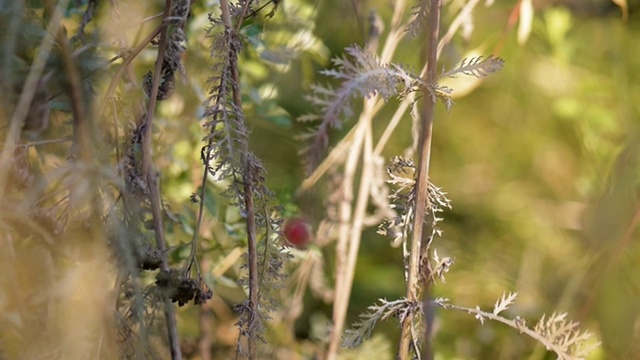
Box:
left=398, top=0, right=442, bottom=359
left=142, top=0, right=171, bottom=178
left=218, top=1, right=259, bottom=358
left=242, top=164, right=259, bottom=360
left=140, top=1, right=182, bottom=359
left=199, top=259, right=214, bottom=360
left=150, top=176, right=182, bottom=360
left=325, top=116, right=367, bottom=360
left=57, top=27, right=91, bottom=163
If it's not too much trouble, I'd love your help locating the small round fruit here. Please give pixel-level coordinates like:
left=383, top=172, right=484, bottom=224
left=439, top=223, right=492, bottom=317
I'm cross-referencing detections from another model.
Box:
left=283, top=217, right=312, bottom=248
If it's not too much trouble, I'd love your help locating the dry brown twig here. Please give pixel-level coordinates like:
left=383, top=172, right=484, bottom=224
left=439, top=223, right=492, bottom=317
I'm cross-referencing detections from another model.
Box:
left=138, top=1, right=182, bottom=358
left=397, top=0, right=443, bottom=358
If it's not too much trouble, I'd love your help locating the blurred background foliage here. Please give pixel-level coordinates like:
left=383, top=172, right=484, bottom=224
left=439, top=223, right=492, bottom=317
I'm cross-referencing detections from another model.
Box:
left=1, top=0, right=639, bottom=359
left=426, top=3, right=640, bottom=359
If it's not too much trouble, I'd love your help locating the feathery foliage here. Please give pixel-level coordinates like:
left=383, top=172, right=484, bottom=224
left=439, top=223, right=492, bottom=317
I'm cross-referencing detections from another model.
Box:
left=298, top=46, right=422, bottom=173
left=435, top=295, right=600, bottom=360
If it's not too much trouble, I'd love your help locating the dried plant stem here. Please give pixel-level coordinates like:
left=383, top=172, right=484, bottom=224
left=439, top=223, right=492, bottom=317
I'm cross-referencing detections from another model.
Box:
left=142, top=0, right=170, bottom=190
left=242, top=165, right=259, bottom=360
left=57, top=27, right=91, bottom=163
left=198, top=259, right=214, bottom=360
left=379, top=0, right=409, bottom=62
left=326, top=120, right=364, bottom=360
left=398, top=1, right=442, bottom=359
left=324, top=12, right=403, bottom=356
left=188, top=135, right=215, bottom=274
left=373, top=95, right=413, bottom=156
left=325, top=104, right=375, bottom=360
left=149, top=174, right=182, bottom=360
left=218, top=1, right=259, bottom=358
left=139, top=1, right=182, bottom=359
left=11, top=136, right=74, bottom=148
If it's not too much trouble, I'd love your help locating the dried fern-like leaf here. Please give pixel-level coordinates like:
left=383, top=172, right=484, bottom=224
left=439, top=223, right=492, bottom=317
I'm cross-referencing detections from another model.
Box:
left=434, top=296, right=600, bottom=360
left=493, top=291, right=517, bottom=315
left=343, top=298, right=418, bottom=348
left=202, top=8, right=297, bottom=354
left=431, top=249, right=453, bottom=283
left=440, top=55, right=505, bottom=78
left=406, top=1, right=430, bottom=39
left=533, top=312, right=599, bottom=359
left=378, top=156, right=452, bottom=254
left=144, top=0, right=191, bottom=101
left=299, top=46, right=421, bottom=173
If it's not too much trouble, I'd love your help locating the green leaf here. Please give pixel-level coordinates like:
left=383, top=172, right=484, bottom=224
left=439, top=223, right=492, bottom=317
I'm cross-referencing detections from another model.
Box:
left=265, top=115, right=292, bottom=128
left=203, top=184, right=218, bottom=216
left=26, top=0, right=45, bottom=8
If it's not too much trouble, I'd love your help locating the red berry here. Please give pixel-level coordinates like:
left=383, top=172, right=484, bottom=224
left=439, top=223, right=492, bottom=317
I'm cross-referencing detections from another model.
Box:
left=283, top=217, right=312, bottom=248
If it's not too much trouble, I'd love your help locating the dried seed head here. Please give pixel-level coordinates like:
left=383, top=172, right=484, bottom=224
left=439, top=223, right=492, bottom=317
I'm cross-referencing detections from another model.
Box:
left=142, top=68, right=175, bottom=101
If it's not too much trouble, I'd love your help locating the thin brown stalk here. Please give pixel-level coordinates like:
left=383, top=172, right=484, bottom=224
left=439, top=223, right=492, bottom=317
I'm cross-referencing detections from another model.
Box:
left=242, top=160, right=259, bottom=360
left=218, top=1, right=259, bottom=359
left=139, top=1, right=182, bottom=359
left=10, top=136, right=73, bottom=148
left=57, top=27, right=91, bottom=163
left=325, top=113, right=368, bottom=360
left=398, top=1, right=442, bottom=359
left=149, top=174, right=182, bottom=360
left=199, top=259, right=214, bottom=360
